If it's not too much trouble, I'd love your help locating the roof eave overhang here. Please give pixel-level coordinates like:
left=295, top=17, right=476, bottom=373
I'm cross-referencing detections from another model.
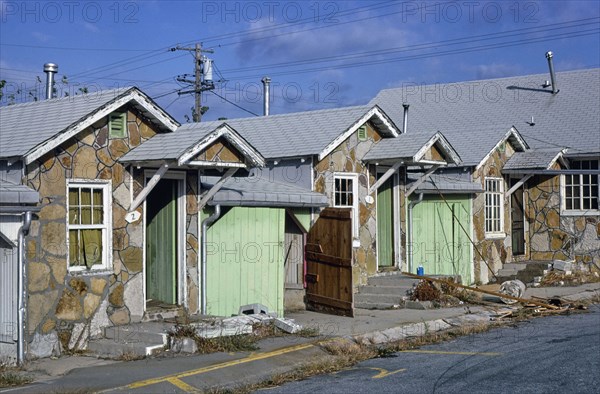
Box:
left=474, top=126, right=528, bottom=171
left=22, top=88, right=180, bottom=165
left=317, top=105, right=400, bottom=162
left=177, top=124, right=266, bottom=168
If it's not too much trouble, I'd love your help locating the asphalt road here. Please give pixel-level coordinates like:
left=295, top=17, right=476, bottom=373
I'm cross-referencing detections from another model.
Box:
left=261, top=306, right=600, bottom=394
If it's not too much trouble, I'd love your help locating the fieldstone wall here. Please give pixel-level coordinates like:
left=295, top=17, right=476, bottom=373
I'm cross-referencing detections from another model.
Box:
left=472, top=141, right=516, bottom=283
left=526, top=173, right=600, bottom=271
left=23, top=105, right=160, bottom=357
left=314, top=122, right=385, bottom=289
left=186, top=171, right=199, bottom=313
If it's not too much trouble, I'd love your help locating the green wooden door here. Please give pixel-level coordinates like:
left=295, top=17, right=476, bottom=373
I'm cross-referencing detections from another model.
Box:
left=146, top=178, right=178, bottom=305
left=411, top=196, right=472, bottom=283
left=206, top=207, right=285, bottom=317
left=377, top=177, right=394, bottom=267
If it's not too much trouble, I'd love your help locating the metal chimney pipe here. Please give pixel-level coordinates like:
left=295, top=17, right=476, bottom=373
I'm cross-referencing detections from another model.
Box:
left=545, top=51, right=559, bottom=94
left=261, top=76, right=271, bottom=116
left=43, top=63, right=58, bottom=99
left=402, top=104, right=410, bottom=133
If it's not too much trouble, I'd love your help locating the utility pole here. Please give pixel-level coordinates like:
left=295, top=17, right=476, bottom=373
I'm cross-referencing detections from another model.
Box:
left=171, top=43, right=215, bottom=122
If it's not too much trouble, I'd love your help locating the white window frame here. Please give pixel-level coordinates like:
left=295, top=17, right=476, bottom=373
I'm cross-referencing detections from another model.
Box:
left=66, top=180, right=112, bottom=273
left=333, top=173, right=359, bottom=238
left=561, top=159, right=599, bottom=215
left=484, top=177, right=505, bottom=238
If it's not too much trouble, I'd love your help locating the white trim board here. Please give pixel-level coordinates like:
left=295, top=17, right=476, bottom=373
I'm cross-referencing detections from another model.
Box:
left=24, top=89, right=179, bottom=165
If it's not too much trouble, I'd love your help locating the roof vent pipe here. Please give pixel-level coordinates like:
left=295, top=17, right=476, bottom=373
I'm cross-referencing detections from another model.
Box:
left=402, top=103, right=410, bottom=133
left=545, top=51, right=559, bottom=94
left=261, top=76, right=271, bottom=116
left=43, top=63, right=58, bottom=100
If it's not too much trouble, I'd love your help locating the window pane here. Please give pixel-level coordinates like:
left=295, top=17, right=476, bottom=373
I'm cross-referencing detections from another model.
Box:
left=81, top=207, right=92, bottom=224
left=92, top=208, right=103, bottom=224
left=81, top=189, right=92, bottom=205
left=69, top=189, right=79, bottom=207
left=69, top=208, right=79, bottom=225
left=93, top=189, right=103, bottom=206
left=81, top=229, right=103, bottom=267
left=69, top=230, right=80, bottom=266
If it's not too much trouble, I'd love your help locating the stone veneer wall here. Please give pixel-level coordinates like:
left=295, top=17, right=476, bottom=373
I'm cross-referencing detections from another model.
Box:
left=526, top=172, right=600, bottom=271
left=314, top=122, right=385, bottom=289
left=22, top=105, right=181, bottom=358
left=472, top=141, right=516, bottom=283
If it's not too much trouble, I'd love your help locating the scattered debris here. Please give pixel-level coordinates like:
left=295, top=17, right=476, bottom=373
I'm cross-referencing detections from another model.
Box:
left=498, top=280, right=526, bottom=304
left=274, top=318, right=302, bottom=334
left=538, top=270, right=600, bottom=287
left=552, top=260, right=574, bottom=272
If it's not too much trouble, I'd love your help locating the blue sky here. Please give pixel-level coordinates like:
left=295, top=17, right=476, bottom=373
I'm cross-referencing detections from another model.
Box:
left=1, top=0, right=599, bottom=122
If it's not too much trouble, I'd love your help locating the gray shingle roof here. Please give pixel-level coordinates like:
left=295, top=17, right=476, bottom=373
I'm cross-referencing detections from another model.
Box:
left=364, top=131, right=439, bottom=161
left=122, top=105, right=396, bottom=162
left=370, top=69, right=600, bottom=157
left=121, top=122, right=221, bottom=162
left=503, top=148, right=564, bottom=170
left=0, top=87, right=178, bottom=159
left=201, top=176, right=328, bottom=207
left=0, top=179, right=39, bottom=205
left=408, top=170, right=483, bottom=194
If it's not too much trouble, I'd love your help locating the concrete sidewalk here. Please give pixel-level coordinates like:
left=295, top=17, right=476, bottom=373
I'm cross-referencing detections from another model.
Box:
left=7, top=282, right=599, bottom=393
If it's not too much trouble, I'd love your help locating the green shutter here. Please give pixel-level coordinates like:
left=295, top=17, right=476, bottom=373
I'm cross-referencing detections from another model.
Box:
left=108, top=112, right=127, bottom=138
left=357, top=126, right=367, bottom=141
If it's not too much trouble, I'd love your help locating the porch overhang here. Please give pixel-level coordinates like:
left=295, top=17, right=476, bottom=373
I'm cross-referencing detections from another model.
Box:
left=200, top=176, right=328, bottom=208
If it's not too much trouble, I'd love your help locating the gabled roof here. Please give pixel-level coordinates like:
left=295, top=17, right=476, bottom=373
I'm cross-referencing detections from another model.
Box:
left=370, top=68, right=600, bottom=156
left=121, top=123, right=265, bottom=167
left=214, top=104, right=398, bottom=160
left=122, top=104, right=398, bottom=164
left=0, top=87, right=179, bottom=163
left=363, top=131, right=461, bottom=164
left=503, top=147, right=567, bottom=171
left=201, top=176, right=328, bottom=208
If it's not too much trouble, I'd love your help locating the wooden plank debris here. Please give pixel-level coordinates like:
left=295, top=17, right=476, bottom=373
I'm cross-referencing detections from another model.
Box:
left=401, top=272, right=559, bottom=310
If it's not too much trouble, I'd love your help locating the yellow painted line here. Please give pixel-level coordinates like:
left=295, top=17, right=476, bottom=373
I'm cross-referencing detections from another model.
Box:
left=368, top=367, right=406, bottom=379
left=166, top=377, right=201, bottom=393
left=122, top=342, right=315, bottom=390
left=400, top=350, right=501, bottom=356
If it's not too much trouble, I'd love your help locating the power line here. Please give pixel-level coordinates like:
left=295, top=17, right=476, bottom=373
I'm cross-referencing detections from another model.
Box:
left=220, top=17, right=600, bottom=74
left=217, top=28, right=600, bottom=81
left=208, top=90, right=259, bottom=117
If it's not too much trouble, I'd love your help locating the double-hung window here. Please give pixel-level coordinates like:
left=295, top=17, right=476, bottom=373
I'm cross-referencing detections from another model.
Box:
left=67, top=182, right=111, bottom=271
left=485, top=177, right=504, bottom=237
left=563, top=159, right=599, bottom=213
left=334, top=174, right=359, bottom=238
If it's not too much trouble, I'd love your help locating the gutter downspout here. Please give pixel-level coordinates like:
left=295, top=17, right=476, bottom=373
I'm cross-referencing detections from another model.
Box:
left=200, top=204, right=221, bottom=315
left=17, top=211, right=32, bottom=366
left=407, top=193, right=423, bottom=274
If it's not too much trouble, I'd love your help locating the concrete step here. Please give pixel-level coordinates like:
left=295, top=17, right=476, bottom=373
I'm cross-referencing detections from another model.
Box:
left=494, top=262, right=552, bottom=284
left=354, top=293, right=405, bottom=305
left=142, top=307, right=183, bottom=322
left=86, top=338, right=165, bottom=358
left=103, top=323, right=170, bottom=346
left=355, top=301, right=401, bottom=310
left=367, top=276, right=420, bottom=287
left=358, top=284, right=413, bottom=295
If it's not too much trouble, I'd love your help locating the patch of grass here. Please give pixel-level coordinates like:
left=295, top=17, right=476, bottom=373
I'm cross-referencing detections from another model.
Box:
left=0, top=363, right=32, bottom=388
left=294, top=327, right=320, bottom=337
left=115, top=351, right=145, bottom=362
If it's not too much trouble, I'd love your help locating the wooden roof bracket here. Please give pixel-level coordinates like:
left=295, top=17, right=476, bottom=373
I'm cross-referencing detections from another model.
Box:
left=505, top=174, right=533, bottom=198
left=128, top=162, right=170, bottom=213
left=198, top=167, right=238, bottom=212
left=405, top=164, right=442, bottom=198
left=368, top=160, right=404, bottom=194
